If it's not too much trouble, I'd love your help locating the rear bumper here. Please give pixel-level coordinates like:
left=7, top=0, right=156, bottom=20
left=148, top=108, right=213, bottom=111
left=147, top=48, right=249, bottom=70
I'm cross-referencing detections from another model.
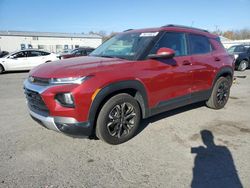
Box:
left=29, top=109, right=92, bottom=136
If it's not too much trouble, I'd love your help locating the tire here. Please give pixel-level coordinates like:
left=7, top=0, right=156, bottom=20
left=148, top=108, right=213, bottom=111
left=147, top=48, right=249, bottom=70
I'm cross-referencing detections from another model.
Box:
left=0, top=64, right=4, bottom=74
left=237, top=60, right=248, bottom=71
left=96, top=93, right=141, bottom=145
left=206, top=77, right=231, bottom=109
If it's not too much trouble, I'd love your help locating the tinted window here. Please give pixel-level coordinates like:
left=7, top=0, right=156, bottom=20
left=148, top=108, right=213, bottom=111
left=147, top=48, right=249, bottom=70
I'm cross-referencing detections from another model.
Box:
left=247, top=47, right=250, bottom=54
left=41, top=51, right=50, bottom=56
left=189, top=34, right=211, bottom=54
left=150, top=32, right=187, bottom=56
left=12, top=51, right=27, bottom=58
left=86, top=48, right=94, bottom=55
left=234, top=46, right=247, bottom=53
left=28, top=51, right=42, bottom=57
left=74, top=50, right=82, bottom=55
left=80, top=50, right=86, bottom=55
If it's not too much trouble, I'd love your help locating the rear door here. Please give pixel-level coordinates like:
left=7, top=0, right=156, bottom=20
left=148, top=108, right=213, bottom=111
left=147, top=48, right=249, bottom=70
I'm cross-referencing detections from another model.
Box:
left=188, top=34, right=215, bottom=95
left=26, top=50, right=44, bottom=68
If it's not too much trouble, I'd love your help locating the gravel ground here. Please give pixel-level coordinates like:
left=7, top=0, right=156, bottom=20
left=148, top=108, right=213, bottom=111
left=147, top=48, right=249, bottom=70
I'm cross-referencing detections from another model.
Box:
left=0, top=70, right=249, bottom=188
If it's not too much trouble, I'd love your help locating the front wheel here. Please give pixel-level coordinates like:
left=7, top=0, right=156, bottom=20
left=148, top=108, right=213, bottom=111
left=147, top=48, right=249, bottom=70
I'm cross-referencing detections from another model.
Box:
left=0, top=65, right=4, bottom=74
left=96, top=93, right=141, bottom=145
left=206, top=77, right=231, bottom=109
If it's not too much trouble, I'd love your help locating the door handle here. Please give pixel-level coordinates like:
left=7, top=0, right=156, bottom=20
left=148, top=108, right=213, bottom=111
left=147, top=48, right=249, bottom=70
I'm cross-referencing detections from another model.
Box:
left=182, top=60, right=192, bottom=66
left=214, top=57, right=221, bottom=61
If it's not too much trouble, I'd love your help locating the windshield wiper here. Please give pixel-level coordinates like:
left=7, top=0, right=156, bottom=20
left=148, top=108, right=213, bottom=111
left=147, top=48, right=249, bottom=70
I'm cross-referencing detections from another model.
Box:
left=92, top=55, right=128, bottom=60
left=99, top=55, right=115, bottom=58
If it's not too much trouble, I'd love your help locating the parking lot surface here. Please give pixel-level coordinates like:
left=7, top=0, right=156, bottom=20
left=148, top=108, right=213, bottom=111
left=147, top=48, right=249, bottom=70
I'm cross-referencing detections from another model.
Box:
left=0, top=71, right=250, bottom=187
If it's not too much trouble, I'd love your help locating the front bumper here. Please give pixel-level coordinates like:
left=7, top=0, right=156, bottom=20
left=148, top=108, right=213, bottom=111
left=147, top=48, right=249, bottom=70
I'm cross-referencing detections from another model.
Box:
left=24, top=79, right=93, bottom=136
left=29, top=109, right=92, bottom=136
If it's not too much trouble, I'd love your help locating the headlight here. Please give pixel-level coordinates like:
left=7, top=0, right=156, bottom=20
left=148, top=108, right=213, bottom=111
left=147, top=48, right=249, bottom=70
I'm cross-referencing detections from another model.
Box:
left=234, top=54, right=239, bottom=59
left=55, top=93, right=74, bottom=107
left=50, top=76, right=87, bottom=85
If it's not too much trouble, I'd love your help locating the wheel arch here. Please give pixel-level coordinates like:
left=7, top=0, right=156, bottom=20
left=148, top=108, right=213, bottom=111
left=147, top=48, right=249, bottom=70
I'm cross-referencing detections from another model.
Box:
left=88, top=80, right=149, bottom=134
left=213, top=66, right=234, bottom=87
left=0, top=63, right=5, bottom=72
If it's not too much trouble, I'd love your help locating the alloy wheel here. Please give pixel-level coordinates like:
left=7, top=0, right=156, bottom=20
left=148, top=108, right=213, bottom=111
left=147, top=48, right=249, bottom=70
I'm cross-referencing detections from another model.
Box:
left=107, top=102, right=136, bottom=138
left=216, top=81, right=229, bottom=105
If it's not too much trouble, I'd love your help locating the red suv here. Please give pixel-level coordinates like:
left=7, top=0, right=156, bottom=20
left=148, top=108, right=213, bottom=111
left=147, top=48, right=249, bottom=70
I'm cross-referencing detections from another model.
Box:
left=24, top=25, right=234, bottom=145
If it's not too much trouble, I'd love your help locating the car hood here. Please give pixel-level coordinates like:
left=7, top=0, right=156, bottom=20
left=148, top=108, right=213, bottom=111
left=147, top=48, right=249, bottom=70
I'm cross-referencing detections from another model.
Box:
left=30, top=56, right=129, bottom=78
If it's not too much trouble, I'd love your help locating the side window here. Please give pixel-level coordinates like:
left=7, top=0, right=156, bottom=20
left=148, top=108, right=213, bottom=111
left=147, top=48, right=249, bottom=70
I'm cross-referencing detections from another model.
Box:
left=41, top=51, right=50, bottom=56
left=20, top=44, right=26, bottom=50
left=150, top=32, right=187, bottom=56
left=12, top=51, right=26, bottom=58
left=28, top=51, right=42, bottom=57
left=247, top=47, right=250, bottom=54
left=80, top=50, right=86, bottom=55
left=75, top=50, right=82, bottom=55
left=86, top=48, right=94, bottom=55
left=235, top=46, right=246, bottom=53
left=189, top=34, right=211, bottom=55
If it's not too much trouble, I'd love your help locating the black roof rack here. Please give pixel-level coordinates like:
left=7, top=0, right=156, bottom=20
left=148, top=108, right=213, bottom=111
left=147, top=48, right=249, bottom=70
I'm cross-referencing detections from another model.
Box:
left=162, top=24, right=209, bottom=33
left=123, top=29, right=133, bottom=32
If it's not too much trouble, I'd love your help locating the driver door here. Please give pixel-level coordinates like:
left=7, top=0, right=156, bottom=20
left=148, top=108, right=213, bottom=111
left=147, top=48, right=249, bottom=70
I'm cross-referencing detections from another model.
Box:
left=145, top=32, right=193, bottom=108
left=6, top=51, right=29, bottom=70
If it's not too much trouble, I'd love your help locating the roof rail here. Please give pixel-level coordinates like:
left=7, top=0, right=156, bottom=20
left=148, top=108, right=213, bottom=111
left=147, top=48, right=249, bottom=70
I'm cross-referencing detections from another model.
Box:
left=162, top=24, right=209, bottom=33
left=123, top=29, right=133, bottom=32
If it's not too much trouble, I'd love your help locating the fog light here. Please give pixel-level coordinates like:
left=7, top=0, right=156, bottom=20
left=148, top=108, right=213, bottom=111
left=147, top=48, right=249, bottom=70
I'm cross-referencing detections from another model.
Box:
left=55, top=93, right=75, bottom=107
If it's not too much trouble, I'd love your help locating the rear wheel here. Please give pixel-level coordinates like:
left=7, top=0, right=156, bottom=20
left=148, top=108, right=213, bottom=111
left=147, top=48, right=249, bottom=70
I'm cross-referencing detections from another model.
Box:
left=237, top=60, right=248, bottom=71
left=0, top=65, right=4, bottom=74
left=96, top=93, right=141, bottom=145
left=206, top=77, right=230, bottom=109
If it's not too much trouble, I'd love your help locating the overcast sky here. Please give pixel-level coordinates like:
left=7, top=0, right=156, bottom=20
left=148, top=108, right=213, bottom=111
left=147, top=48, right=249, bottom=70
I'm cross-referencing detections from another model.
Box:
left=0, top=0, right=249, bottom=33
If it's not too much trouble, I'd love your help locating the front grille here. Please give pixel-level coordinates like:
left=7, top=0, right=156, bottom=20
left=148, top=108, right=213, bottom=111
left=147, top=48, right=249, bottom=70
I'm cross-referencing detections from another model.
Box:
left=24, top=88, right=49, bottom=116
left=29, top=77, right=50, bottom=86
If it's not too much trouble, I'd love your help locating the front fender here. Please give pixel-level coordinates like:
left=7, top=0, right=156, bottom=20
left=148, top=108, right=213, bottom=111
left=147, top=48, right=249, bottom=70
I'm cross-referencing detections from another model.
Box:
left=88, top=80, right=149, bottom=129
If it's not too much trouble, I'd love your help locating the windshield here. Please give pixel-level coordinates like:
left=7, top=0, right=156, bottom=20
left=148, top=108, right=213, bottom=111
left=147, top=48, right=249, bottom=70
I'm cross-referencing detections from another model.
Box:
left=90, top=32, right=159, bottom=60
left=227, top=46, right=236, bottom=54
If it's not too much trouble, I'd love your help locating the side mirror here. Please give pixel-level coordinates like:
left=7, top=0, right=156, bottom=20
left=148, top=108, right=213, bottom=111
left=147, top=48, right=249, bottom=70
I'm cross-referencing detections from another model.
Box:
left=8, top=55, right=14, bottom=59
left=148, top=48, right=175, bottom=59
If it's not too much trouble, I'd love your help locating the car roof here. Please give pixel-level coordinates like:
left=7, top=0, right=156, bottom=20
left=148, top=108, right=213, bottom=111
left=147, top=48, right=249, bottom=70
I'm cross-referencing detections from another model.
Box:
left=9, top=49, right=50, bottom=55
left=77, top=47, right=95, bottom=49
left=20, top=49, right=49, bottom=52
left=123, top=24, right=217, bottom=38
left=230, top=45, right=250, bottom=48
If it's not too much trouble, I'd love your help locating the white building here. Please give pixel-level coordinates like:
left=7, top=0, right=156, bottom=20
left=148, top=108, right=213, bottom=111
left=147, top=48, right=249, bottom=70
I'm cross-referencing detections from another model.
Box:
left=220, top=36, right=250, bottom=49
left=0, top=31, right=102, bottom=53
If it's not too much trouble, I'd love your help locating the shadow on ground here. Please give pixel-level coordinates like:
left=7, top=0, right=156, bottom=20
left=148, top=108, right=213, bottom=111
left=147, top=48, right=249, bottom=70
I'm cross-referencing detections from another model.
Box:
left=0, top=70, right=29, bottom=75
left=191, top=130, right=243, bottom=188
left=136, top=102, right=205, bottom=136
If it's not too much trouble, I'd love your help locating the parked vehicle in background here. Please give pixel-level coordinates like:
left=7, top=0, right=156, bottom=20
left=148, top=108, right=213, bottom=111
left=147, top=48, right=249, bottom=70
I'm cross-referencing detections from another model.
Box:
left=228, top=45, right=250, bottom=71
left=24, top=25, right=234, bottom=145
left=0, top=49, right=59, bottom=74
left=58, top=49, right=72, bottom=56
left=60, top=47, right=95, bottom=59
left=0, top=51, right=9, bottom=58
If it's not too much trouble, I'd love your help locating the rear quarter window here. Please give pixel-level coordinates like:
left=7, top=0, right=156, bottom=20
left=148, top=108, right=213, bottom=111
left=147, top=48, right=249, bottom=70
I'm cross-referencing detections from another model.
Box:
left=189, top=34, right=212, bottom=55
